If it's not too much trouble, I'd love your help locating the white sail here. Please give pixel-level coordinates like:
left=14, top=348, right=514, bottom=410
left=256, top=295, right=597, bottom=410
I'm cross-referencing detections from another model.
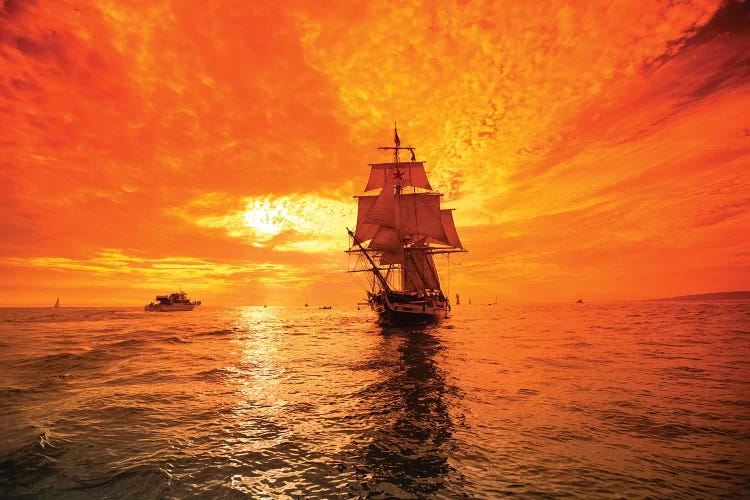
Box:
left=364, top=165, right=396, bottom=227
left=358, top=193, right=461, bottom=250
left=370, top=227, right=403, bottom=265
left=365, top=162, right=432, bottom=191
left=402, top=248, right=440, bottom=291
left=362, top=164, right=404, bottom=265
left=403, top=248, right=441, bottom=291
left=440, top=209, right=463, bottom=249
left=354, top=195, right=379, bottom=242
left=397, top=193, right=448, bottom=245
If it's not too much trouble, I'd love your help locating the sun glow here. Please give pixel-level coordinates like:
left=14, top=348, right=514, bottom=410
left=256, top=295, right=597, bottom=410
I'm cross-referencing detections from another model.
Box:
left=243, top=199, right=287, bottom=238
left=182, top=193, right=355, bottom=253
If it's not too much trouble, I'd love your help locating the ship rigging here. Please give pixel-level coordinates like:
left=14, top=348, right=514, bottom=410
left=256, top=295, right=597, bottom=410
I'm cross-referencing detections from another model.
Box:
left=347, top=125, right=466, bottom=325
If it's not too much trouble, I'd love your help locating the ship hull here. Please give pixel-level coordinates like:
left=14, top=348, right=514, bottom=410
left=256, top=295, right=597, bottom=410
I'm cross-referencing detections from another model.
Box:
left=368, top=291, right=449, bottom=326
left=144, top=303, right=198, bottom=312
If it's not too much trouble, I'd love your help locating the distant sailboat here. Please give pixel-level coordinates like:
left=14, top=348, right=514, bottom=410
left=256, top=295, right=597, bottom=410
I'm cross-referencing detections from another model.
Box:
left=54, top=297, right=60, bottom=308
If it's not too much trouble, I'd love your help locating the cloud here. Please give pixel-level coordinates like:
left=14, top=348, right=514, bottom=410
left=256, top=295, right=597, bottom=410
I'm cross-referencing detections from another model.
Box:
left=176, top=192, right=354, bottom=253
left=0, top=0, right=747, bottom=304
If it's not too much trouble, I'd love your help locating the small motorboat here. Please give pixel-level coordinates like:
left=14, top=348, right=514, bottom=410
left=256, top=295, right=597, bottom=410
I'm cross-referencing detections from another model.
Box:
left=145, top=289, right=201, bottom=312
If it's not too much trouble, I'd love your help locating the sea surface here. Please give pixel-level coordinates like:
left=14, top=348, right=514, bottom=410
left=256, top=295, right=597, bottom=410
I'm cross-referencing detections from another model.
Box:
left=0, top=302, right=748, bottom=499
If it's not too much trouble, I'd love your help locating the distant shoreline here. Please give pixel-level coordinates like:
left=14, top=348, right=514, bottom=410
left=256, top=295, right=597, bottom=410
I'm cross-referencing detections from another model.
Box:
left=650, top=291, right=750, bottom=301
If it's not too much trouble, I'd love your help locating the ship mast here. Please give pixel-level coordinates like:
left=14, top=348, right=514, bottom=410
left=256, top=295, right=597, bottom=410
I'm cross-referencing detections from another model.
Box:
left=377, top=122, right=416, bottom=175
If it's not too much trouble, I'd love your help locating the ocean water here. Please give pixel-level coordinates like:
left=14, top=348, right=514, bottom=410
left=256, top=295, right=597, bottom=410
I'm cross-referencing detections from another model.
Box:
left=0, top=302, right=748, bottom=499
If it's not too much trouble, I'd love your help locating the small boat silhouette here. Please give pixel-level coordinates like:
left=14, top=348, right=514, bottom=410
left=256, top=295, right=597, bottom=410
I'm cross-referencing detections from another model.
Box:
left=144, top=289, right=201, bottom=312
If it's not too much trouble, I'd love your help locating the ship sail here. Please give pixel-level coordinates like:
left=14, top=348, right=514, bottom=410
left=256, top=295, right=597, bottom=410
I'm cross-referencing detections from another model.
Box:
left=348, top=125, right=466, bottom=326
left=403, top=246, right=441, bottom=291
left=440, top=209, right=463, bottom=249
left=365, top=162, right=432, bottom=192
left=54, top=297, right=60, bottom=308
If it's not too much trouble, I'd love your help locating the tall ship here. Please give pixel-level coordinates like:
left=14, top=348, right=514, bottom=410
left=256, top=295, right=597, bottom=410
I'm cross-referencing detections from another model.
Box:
left=348, top=126, right=466, bottom=325
left=144, top=289, right=201, bottom=312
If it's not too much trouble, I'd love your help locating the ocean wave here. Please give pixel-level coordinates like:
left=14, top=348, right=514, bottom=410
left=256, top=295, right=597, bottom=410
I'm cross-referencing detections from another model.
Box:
left=195, top=328, right=236, bottom=337
left=77, top=465, right=172, bottom=498
left=1, top=302, right=748, bottom=498
left=193, top=367, right=241, bottom=382
left=163, top=336, right=192, bottom=344
left=21, top=346, right=129, bottom=373
left=0, top=430, right=68, bottom=496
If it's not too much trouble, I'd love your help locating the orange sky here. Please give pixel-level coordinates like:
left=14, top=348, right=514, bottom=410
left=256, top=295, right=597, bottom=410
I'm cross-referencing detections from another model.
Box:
left=1, top=0, right=749, bottom=306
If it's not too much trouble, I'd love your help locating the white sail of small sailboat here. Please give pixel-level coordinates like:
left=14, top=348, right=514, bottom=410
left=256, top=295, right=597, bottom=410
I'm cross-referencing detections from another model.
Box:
left=54, top=297, right=60, bottom=308
left=347, top=125, right=466, bottom=325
